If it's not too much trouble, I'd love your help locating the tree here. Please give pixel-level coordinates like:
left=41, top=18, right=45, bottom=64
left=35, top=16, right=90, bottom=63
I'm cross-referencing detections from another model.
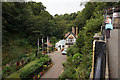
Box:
left=50, top=37, right=57, bottom=44
left=76, top=30, right=85, bottom=53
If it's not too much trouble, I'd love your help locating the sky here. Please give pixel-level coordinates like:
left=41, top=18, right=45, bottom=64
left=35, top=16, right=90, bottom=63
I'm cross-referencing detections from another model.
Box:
left=27, top=0, right=88, bottom=16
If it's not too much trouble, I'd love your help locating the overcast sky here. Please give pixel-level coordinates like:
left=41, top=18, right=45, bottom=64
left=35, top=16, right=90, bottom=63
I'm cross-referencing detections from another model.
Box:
left=27, top=0, right=88, bottom=16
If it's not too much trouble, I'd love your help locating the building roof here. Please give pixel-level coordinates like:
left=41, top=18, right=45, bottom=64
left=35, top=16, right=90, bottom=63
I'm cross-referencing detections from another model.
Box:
left=65, top=32, right=70, bottom=37
left=45, top=42, right=53, bottom=47
left=56, top=40, right=66, bottom=45
left=65, top=32, right=76, bottom=39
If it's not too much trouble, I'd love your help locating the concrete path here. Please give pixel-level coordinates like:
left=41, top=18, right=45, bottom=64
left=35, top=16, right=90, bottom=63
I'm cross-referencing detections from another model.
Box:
left=108, top=29, right=120, bottom=78
left=41, top=51, right=67, bottom=79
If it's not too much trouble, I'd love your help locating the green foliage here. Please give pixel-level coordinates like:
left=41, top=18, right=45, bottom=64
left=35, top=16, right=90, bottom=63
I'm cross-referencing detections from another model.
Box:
left=67, top=45, right=79, bottom=56
left=13, top=39, right=29, bottom=46
left=20, top=56, right=51, bottom=79
left=60, top=2, right=119, bottom=79
left=2, top=66, right=11, bottom=74
left=3, top=1, right=120, bottom=79
left=50, top=37, right=57, bottom=44
left=73, top=3, right=95, bottom=31
left=76, top=31, right=85, bottom=53
left=44, top=54, right=49, bottom=58
left=59, top=69, right=76, bottom=79
left=43, top=65, right=47, bottom=69
left=36, top=51, right=43, bottom=59
left=11, top=53, right=28, bottom=64
left=30, top=54, right=36, bottom=61
left=2, top=2, right=61, bottom=47
left=54, top=13, right=77, bottom=38
left=62, top=61, right=66, bottom=67
left=72, top=53, right=83, bottom=60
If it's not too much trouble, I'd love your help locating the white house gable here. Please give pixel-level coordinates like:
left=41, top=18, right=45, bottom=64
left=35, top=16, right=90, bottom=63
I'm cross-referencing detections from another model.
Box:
left=66, top=33, right=76, bottom=45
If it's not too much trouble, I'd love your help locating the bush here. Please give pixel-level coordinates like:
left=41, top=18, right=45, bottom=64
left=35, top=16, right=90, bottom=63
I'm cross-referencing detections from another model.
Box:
left=72, top=53, right=83, bottom=61
left=20, top=62, right=42, bottom=79
left=29, top=54, right=36, bottom=61
left=13, top=39, right=29, bottom=46
left=59, top=69, right=76, bottom=79
left=67, top=45, right=79, bottom=57
left=11, top=54, right=28, bottom=64
left=44, top=54, right=49, bottom=58
left=2, top=66, right=11, bottom=74
left=20, top=57, right=51, bottom=79
left=43, top=65, right=47, bottom=69
left=62, top=61, right=66, bottom=67
left=30, top=56, right=36, bottom=61
left=37, top=52, right=43, bottom=59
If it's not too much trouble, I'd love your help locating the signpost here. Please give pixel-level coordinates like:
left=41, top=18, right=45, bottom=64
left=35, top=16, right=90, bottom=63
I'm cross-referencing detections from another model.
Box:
left=38, top=38, right=39, bottom=53
left=47, top=37, right=49, bottom=54
left=42, top=37, right=44, bottom=54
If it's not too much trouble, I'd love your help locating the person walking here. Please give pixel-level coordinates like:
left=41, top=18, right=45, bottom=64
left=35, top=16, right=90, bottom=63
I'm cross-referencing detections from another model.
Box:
left=105, top=15, right=113, bottom=39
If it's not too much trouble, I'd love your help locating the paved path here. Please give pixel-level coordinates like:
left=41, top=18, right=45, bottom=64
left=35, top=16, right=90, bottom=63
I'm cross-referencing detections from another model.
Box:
left=108, top=29, right=120, bottom=78
left=41, top=51, right=67, bottom=78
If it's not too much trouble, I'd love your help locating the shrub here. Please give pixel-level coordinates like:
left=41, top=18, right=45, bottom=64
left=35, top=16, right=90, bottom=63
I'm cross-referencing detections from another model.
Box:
left=2, top=66, right=11, bottom=74
left=67, top=45, right=79, bottom=57
left=20, top=62, right=42, bottom=79
left=62, top=61, right=66, bottom=67
left=59, top=69, right=76, bottom=79
left=20, top=57, right=51, bottom=79
left=72, top=53, right=83, bottom=61
left=30, top=54, right=36, bottom=61
left=44, top=54, right=49, bottom=58
left=11, top=54, right=28, bottom=64
left=37, top=57, right=51, bottom=65
left=13, top=39, right=29, bottom=46
left=36, top=52, right=43, bottom=59
left=43, top=65, right=47, bottom=69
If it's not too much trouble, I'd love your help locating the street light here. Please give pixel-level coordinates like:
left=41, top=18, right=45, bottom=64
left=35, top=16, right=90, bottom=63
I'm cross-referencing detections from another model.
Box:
left=112, top=7, right=115, bottom=26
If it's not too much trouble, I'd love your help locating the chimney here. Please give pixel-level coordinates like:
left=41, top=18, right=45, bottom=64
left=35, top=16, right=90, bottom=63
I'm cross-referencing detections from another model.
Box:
left=76, top=27, right=78, bottom=38
left=72, top=27, right=75, bottom=34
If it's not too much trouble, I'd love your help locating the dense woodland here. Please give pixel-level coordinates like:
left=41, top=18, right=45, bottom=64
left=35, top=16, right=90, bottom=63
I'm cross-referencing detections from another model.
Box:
left=2, top=1, right=120, bottom=79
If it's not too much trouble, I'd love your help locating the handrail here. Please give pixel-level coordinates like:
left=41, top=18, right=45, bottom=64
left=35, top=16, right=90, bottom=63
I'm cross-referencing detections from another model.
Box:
left=92, top=26, right=106, bottom=79
left=93, top=41, right=106, bottom=79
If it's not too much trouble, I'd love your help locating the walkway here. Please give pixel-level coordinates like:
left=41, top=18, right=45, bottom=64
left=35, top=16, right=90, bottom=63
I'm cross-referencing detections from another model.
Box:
left=108, top=29, right=120, bottom=78
left=41, top=51, right=67, bottom=78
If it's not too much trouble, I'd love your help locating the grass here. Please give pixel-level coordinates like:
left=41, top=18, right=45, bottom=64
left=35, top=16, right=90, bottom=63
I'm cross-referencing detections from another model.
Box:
left=2, top=46, right=25, bottom=65
left=2, top=32, right=38, bottom=66
left=2, top=44, right=37, bottom=66
left=7, top=59, right=39, bottom=78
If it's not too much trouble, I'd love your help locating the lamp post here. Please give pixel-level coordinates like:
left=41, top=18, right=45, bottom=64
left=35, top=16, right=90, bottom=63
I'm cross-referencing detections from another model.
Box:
left=38, top=38, right=39, bottom=53
left=42, top=37, right=44, bottom=54
left=112, top=7, right=115, bottom=26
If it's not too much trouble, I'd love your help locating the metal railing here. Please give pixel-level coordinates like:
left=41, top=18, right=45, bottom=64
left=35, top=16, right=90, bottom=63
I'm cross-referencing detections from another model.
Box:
left=93, top=41, right=106, bottom=79
left=91, top=26, right=106, bottom=80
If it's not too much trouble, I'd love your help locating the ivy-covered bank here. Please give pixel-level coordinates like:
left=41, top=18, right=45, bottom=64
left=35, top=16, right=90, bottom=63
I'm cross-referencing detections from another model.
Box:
left=59, top=2, right=120, bottom=79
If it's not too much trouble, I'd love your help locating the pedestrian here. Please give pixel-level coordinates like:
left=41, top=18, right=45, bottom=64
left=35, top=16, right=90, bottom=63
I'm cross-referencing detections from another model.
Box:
left=105, top=15, right=113, bottom=39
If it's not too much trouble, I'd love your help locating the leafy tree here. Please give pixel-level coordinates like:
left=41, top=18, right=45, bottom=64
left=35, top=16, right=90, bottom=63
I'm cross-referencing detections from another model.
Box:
left=50, top=37, right=57, bottom=44
left=76, top=30, right=85, bottom=53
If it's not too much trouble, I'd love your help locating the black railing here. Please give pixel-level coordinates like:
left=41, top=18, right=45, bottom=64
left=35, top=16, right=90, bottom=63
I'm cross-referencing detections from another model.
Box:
left=93, top=41, right=106, bottom=79
left=93, top=25, right=106, bottom=79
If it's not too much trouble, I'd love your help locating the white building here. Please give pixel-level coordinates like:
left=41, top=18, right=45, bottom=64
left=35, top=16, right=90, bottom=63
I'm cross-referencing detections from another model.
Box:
left=65, top=33, right=76, bottom=45
left=55, top=40, right=66, bottom=51
left=55, top=27, right=78, bottom=51
left=64, top=27, right=78, bottom=48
